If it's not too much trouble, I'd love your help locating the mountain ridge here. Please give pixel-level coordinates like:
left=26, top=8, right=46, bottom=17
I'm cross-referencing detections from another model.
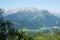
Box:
left=4, top=8, right=60, bottom=30
left=5, top=7, right=50, bottom=16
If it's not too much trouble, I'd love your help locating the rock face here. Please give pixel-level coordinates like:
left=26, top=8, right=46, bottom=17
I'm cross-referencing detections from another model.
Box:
left=4, top=8, right=60, bottom=29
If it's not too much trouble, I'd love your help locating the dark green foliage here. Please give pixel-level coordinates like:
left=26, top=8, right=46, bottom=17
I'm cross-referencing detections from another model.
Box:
left=0, top=8, right=6, bottom=40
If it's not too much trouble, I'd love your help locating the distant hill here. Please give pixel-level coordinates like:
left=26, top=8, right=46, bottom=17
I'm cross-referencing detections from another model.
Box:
left=4, top=8, right=60, bottom=30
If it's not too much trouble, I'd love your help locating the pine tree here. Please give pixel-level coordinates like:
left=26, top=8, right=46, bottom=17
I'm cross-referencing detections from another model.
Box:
left=0, top=8, right=6, bottom=40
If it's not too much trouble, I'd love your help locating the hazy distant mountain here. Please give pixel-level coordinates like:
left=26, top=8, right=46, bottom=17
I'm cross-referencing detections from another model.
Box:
left=4, top=8, right=60, bottom=29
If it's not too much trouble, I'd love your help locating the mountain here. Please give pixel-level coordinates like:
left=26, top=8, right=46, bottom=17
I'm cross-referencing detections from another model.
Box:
left=4, top=8, right=60, bottom=30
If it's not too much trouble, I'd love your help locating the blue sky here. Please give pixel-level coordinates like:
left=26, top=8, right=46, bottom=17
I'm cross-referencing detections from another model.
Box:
left=0, top=0, right=60, bottom=13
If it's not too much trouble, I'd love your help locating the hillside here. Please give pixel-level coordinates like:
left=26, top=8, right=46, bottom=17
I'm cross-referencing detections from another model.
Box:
left=4, top=8, right=60, bottom=30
